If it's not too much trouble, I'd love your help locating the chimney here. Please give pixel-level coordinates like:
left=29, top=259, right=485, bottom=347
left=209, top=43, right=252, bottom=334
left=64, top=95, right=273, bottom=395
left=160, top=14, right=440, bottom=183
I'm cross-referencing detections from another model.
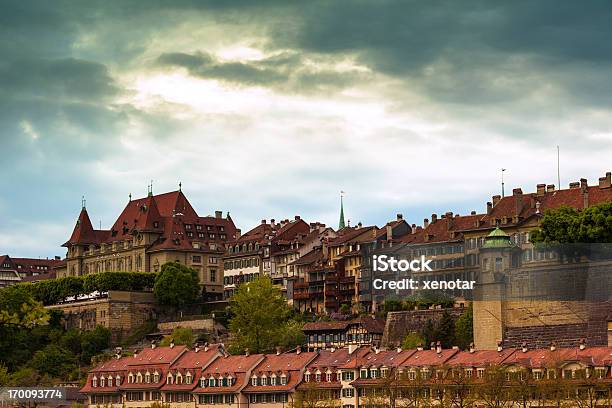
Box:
left=496, top=341, right=502, bottom=352
left=396, top=213, right=403, bottom=221
left=579, top=338, right=586, bottom=350
left=276, top=346, right=282, bottom=356
left=521, top=342, right=528, bottom=353
left=54, top=255, right=61, bottom=260
left=436, top=341, right=442, bottom=354
left=261, top=219, right=267, bottom=225
left=470, top=210, right=476, bottom=215
left=416, top=343, right=424, bottom=351
left=115, top=347, right=123, bottom=359
left=151, top=340, right=157, bottom=349
left=215, top=210, right=222, bottom=219
left=296, top=345, right=302, bottom=355
left=546, top=184, right=555, bottom=193
left=468, top=343, right=475, bottom=354
left=513, top=188, right=523, bottom=216
left=294, top=215, right=301, bottom=221
left=411, top=224, right=417, bottom=234
left=487, top=202, right=493, bottom=214
left=423, top=218, right=429, bottom=228
left=431, top=213, right=438, bottom=223
left=170, top=340, right=175, bottom=349
left=194, top=342, right=200, bottom=353
left=492, top=195, right=501, bottom=207
left=204, top=342, right=209, bottom=352
left=536, top=183, right=546, bottom=196
left=245, top=348, right=250, bottom=356
left=550, top=341, right=556, bottom=352
left=445, top=212, right=454, bottom=230
left=598, top=172, right=611, bottom=189
left=430, top=342, right=436, bottom=351
left=581, top=178, right=589, bottom=207
left=569, top=182, right=580, bottom=189
left=397, top=346, right=402, bottom=353
left=330, top=347, right=335, bottom=353
left=348, top=344, right=357, bottom=354
left=358, top=221, right=363, bottom=228
left=374, top=347, right=380, bottom=354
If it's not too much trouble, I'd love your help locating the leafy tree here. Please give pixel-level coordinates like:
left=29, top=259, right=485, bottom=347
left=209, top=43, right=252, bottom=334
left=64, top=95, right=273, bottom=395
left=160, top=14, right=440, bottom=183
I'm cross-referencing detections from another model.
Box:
left=435, top=309, right=457, bottom=348
left=28, top=344, right=76, bottom=378
left=401, top=332, right=425, bottom=349
left=160, top=327, right=194, bottom=347
left=531, top=202, right=612, bottom=244
left=80, top=326, right=111, bottom=364
left=153, top=262, right=200, bottom=309
left=9, top=367, right=42, bottom=386
left=0, top=363, right=9, bottom=386
left=228, top=275, right=296, bottom=354
left=0, top=284, right=49, bottom=327
left=277, top=320, right=306, bottom=350
left=454, top=305, right=474, bottom=349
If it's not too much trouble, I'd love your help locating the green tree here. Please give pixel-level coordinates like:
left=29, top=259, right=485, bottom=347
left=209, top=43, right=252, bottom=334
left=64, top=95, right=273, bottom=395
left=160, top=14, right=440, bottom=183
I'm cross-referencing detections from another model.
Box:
left=401, top=332, right=426, bottom=349
left=160, top=327, right=194, bottom=347
left=531, top=202, right=612, bottom=244
left=28, top=344, right=76, bottom=378
left=9, top=367, right=41, bottom=386
left=80, top=326, right=111, bottom=364
left=228, top=275, right=295, bottom=354
left=435, top=309, right=456, bottom=348
left=153, top=262, right=199, bottom=309
left=454, top=305, right=474, bottom=349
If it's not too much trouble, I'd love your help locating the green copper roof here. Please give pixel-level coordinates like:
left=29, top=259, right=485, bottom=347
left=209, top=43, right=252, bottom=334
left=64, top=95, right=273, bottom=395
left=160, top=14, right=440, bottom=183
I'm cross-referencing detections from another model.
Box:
left=338, top=195, right=346, bottom=230
left=482, top=226, right=513, bottom=248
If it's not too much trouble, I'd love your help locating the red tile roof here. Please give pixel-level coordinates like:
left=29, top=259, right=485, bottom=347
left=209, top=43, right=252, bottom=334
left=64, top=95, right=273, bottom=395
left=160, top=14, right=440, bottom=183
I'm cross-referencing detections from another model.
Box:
left=400, top=349, right=460, bottom=367
left=242, top=352, right=317, bottom=393
left=194, top=354, right=265, bottom=394
left=447, top=349, right=517, bottom=367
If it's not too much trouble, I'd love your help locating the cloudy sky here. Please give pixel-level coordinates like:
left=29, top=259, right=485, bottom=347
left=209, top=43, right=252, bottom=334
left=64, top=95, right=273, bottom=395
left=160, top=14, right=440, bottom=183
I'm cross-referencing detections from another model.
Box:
left=2, top=1, right=612, bottom=258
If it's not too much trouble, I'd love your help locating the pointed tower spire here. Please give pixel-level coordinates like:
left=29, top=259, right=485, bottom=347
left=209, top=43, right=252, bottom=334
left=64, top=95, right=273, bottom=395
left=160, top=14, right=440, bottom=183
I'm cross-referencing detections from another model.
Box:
left=81, top=195, right=86, bottom=209
left=338, top=191, right=346, bottom=230
left=63, top=205, right=97, bottom=246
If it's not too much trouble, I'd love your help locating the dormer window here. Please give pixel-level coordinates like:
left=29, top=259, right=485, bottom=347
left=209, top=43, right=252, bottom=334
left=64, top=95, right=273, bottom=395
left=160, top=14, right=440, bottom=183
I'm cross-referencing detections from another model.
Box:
left=100, top=377, right=105, bottom=387
left=251, top=376, right=257, bottom=386
left=108, top=376, right=113, bottom=387
left=128, top=373, right=134, bottom=384
left=209, top=377, right=215, bottom=387
left=185, top=372, right=192, bottom=384
left=360, top=369, right=368, bottom=379
left=304, top=373, right=311, bottom=382
left=153, top=221, right=159, bottom=228
left=326, top=373, right=332, bottom=382
left=280, top=374, right=287, bottom=385
left=370, top=368, right=379, bottom=379
left=145, top=372, right=151, bottom=383
left=315, top=373, right=321, bottom=382
left=153, top=372, right=160, bottom=383
left=116, top=375, right=121, bottom=385
left=381, top=368, right=389, bottom=378
left=200, top=378, right=206, bottom=387
left=92, top=376, right=98, bottom=387
left=136, top=372, right=143, bottom=383
left=261, top=375, right=267, bottom=386
left=270, top=375, right=277, bottom=386
left=176, top=373, right=183, bottom=384
left=167, top=374, right=173, bottom=385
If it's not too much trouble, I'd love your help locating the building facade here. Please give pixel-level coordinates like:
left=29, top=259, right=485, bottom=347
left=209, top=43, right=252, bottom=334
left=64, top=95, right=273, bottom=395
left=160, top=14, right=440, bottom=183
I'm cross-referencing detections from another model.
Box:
left=81, top=343, right=612, bottom=408
left=61, top=189, right=239, bottom=300
left=0, top=254, right=64, bottom=287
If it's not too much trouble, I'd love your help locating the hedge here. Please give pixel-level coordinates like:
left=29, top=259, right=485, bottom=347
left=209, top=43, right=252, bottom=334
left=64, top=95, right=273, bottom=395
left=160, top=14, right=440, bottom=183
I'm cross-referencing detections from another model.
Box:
left=5, top=272, right=157, bottom=306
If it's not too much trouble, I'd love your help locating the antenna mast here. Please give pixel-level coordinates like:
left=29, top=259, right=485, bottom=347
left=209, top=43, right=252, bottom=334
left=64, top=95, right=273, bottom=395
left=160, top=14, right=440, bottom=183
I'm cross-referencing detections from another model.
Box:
left=557, top=145, right=561, bottom=188
left=501, top=168, right=506, bottom=197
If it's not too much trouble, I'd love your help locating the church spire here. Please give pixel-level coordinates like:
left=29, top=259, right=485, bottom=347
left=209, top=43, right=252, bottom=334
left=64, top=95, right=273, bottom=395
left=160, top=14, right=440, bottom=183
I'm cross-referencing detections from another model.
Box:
left=338, top=191, right=346, bottom=230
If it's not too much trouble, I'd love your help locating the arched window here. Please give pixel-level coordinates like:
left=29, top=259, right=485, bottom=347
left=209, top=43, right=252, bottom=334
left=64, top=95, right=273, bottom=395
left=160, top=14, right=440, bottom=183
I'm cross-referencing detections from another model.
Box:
left=185, top=372, right=192, bottom=384
left=153, top=371, right=160, bottom=383
left=136, top=372, right=143, bottom=383
left=145, top=372, right=151, bottom=383
left=128, top=373, right=134, bottom=384
left=116, top=375, right=121, bottom=385
left=251, top=376, right=257, bottom=386
left=176, top=373, right=183, bottom=384
left=108, top=376, right=113, bottom=387
left=92, top=376, right=98, bottom=387
left=136, top=255, right=142, bottom=271
left=100, top=377, right=105, bottom=387
left=166, top=373, right=173, bottom=385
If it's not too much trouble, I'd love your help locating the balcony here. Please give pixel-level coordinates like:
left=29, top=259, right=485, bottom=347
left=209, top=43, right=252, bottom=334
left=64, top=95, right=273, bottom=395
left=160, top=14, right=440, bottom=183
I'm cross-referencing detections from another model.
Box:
left=293, top=292, right=310, bottom=300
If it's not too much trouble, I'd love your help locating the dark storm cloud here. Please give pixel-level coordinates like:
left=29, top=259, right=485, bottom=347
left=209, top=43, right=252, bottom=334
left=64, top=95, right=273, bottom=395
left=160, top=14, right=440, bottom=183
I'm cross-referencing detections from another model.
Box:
left=157, top=50, right=365, bottom=93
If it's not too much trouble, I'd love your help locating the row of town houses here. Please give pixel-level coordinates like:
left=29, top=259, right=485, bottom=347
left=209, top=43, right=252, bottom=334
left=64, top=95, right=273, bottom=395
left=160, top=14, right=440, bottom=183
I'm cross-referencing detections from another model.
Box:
left=81, top=342, right=612, bottom=407
left=0, top=172, right=612, bottom=313
left=46, top=171, right=611, bottom=314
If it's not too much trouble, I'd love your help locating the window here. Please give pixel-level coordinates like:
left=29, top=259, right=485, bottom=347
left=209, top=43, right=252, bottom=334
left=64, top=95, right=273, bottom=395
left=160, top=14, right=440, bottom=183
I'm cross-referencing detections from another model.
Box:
left=326, top=373, right=332, bottom=382
left=210, top=269, right=217, bottom=282
left=271, top=376, right=277, bottom=386
left=153, top=372, right=159, bottom=383
left=360, top=369, right=368, bottom=379
left=342, top=388, right=355, bottom=397
left=342, top=371, right=354, bottom=381
left=280, top=375, right=287, bottom=385
left=304, top=373, right=311, bottom=382
left=192, top=255, right=202, bottom=263
left=100, top=377, right=105, bottom=387
left=533, top=371, right=543, bottom=380
left=186, top=373, right=192, bottom=384
left=251, top=376, right=257, bottom=386
left=209, top=256, right=218, bottom=264
left=92, top=377, right=98, bottom=387
left=315, top=373, right=321, bottom=382
left=145, top=373, right=151, bottom=383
